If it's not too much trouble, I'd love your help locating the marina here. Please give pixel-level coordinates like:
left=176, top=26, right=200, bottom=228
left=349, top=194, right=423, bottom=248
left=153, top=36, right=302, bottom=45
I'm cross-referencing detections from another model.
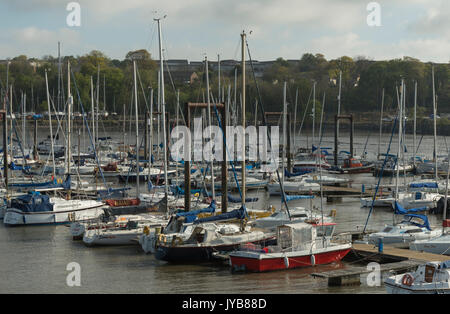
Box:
left=0, top=2, right=449, bottom=298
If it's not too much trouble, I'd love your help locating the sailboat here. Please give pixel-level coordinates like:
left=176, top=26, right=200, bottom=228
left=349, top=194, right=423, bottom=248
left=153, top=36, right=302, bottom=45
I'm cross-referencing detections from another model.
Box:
left=4, top=62, right=107, bottom=226
left=410, top=132, right=450, bottom=255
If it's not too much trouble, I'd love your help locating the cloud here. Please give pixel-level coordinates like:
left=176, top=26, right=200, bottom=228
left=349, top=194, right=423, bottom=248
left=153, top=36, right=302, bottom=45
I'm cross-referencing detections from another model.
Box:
left=0, top=27, right=81, bottom=58
left=407, top=1, right=450, bottom=37
left=307, top=32, right=450, bottom=63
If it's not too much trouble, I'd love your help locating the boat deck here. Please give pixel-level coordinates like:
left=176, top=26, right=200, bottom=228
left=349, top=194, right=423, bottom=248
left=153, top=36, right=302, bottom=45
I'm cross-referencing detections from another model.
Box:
left=310, top=243, right=449, bottom=286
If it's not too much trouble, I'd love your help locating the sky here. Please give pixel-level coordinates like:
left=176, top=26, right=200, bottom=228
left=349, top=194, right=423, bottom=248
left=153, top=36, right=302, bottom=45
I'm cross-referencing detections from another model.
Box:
left=0, top=0, right=449, bottom=63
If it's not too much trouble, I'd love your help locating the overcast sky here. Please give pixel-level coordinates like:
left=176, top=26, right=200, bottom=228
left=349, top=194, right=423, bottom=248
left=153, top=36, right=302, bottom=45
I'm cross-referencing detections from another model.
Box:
left=0, top=0, right=449, bottom=62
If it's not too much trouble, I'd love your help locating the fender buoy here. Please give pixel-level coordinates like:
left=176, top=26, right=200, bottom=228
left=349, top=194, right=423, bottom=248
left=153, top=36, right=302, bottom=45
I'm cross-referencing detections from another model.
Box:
left=402, top=273, right=414, bottom=286
left=311, top=254, right=316, bottom=266
left=284, top=256, right=289, bottom=268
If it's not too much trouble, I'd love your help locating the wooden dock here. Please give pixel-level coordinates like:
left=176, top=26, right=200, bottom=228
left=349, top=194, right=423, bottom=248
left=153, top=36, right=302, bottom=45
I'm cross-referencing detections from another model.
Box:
left=311, top=259, right=422, bottom=286
left=352, top=243, right=450, bottom=263
left=311, top=243, right=449, bottom=286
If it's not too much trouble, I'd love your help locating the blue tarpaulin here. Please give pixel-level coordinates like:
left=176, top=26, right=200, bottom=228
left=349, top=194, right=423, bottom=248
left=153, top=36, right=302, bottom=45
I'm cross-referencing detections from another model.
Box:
left=394, top=201, right=427, bottom=215
left=176, top=201, right=216, bottom=223
left=193, top=206, right=247, bottom=224
left=227, top=195, right=258, bottom=203
left=402, top=214, right=431, bottom=231
left=285, top=195, right=314, bottom=202
left=10, top=192, right=54, bottom=213
left=409, top=182, right=439, bottom=189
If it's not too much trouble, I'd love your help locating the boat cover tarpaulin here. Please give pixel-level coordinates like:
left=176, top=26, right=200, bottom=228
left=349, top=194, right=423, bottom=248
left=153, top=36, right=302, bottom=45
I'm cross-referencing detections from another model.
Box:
left=10, top=192, right=53, bottom=213
left=170, top=185, right=202, bottom=195
left=285, top=195, right=314, bottom=202
left=394, top=201, right=427, bottom=215
left=193, top=206, right=247, bottom=224
left=409, top=182, right=439, bottom=189
left=402, top=214, right=431, bottom=231
left=285, top=168, right=311, bottom=178
left=176, top=201, right=216, bottom=223
left=227, top=195, right=258, bottom=203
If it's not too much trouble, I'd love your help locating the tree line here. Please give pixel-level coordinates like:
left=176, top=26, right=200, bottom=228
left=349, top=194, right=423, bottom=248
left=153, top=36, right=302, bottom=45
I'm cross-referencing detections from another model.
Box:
left=0, top=50, right=448, bottom=126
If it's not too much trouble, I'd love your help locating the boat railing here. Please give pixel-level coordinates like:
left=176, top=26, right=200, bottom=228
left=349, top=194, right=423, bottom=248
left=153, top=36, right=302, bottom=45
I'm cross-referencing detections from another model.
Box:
left=330, top=233, right=352, bottom=244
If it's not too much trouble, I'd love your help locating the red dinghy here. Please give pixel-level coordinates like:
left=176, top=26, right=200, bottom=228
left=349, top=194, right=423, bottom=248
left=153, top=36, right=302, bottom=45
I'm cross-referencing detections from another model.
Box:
left=229, top=222, right=351, bottom=272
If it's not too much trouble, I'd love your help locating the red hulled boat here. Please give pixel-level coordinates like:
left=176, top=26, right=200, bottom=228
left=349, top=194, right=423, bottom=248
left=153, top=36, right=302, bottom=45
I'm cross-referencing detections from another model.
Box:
left=229, top=222, right=351, bottom=272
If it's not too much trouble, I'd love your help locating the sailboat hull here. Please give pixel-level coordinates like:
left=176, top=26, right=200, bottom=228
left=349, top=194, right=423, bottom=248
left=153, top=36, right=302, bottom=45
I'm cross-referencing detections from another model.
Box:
left=155, top=236, right=276, bottom=263
left=3, top=203, right=105, bottom=226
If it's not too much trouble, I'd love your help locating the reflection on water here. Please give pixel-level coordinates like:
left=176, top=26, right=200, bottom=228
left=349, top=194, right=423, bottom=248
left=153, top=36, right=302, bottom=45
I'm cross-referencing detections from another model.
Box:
left=0, top=132, right=448, bottom=293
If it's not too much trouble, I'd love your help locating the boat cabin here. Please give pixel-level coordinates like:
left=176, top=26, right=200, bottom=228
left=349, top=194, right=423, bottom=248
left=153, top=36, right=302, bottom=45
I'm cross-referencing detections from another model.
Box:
left=343, top=157, right=363, bottom=168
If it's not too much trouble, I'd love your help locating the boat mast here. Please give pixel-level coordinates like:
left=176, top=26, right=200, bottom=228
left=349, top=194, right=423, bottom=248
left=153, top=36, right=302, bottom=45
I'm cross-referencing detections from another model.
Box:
left=282, top=82, right=287, bottom=186
left=337, top=70, right=342, bottom=145
left=413, top=82, right=417, bottom=168
left=378, top=88, right=384, bottom=158
left=96, top=65, right=100, bottom=152
left=91, top=77, right=95, bottom=150
left=175, top=89, right=179, bottom=185
left=67, top=61, right=72, bottom=185
left=22, top=92, right=26, bottom=150
left=205, top=56, right=215, bottom=201
left=432, top=66, right=438, bottom=181
left=395, top=80, right=404, bottom=210
left=155, top=16, right=169, bottom=212
left=218, top=54, right=221, bottom=103
left=149, top=88, right=153, bottom=165
left=241, top=31, right=246, bottom=205
left=312, top=81, right=316, bottom=152
left=45, top=70, right=56, bottom=178
left=293, top=88, right=298, bottom=152
left=133, top=60, right=140, bottom=196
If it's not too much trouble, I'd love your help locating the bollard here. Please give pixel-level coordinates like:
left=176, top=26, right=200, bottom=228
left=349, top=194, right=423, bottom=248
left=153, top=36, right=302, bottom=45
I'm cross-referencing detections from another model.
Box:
left=378, top=238, right=383, bottom=253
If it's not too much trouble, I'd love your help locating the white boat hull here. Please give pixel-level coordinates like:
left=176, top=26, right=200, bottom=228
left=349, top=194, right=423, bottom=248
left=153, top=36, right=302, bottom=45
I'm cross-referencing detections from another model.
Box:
left=3, top=201, right=105, bottom=226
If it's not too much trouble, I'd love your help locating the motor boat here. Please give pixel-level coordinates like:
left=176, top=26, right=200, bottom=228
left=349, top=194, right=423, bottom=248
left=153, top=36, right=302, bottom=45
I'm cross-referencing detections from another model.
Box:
left=385, top=261, right=450, bottom=294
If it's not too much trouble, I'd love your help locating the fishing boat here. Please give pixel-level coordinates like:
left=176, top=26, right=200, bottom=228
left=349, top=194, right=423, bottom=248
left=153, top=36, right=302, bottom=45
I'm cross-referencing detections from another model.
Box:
left=229, top=221, right=351, bottom=272
left=384, top=261, right=450, bottom=294
left=3, top=192, right=105, bottom=226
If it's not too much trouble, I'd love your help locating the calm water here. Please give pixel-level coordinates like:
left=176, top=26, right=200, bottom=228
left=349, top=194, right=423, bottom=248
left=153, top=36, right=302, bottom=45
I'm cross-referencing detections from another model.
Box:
left=0, top=130, right=448, bottom=294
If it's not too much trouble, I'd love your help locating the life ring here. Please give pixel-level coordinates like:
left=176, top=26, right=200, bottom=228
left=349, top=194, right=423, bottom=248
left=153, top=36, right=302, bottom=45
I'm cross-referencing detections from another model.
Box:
left=401, top=273, right=414, bottom=286
left=171, top=236, right=183, bottom=246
